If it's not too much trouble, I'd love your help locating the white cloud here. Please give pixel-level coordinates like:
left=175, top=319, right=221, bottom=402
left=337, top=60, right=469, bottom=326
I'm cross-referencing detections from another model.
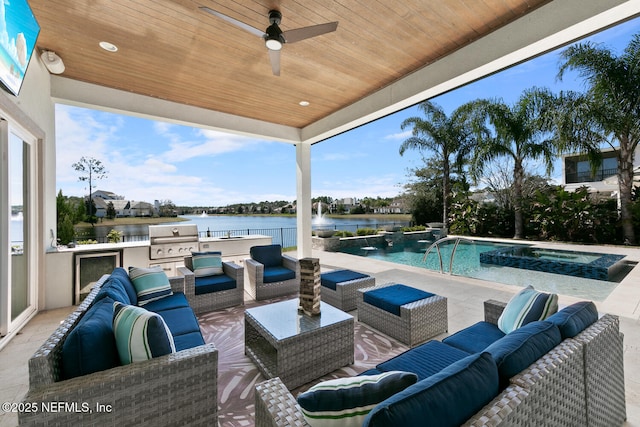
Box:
left=384, top=130, right=412, bottom=140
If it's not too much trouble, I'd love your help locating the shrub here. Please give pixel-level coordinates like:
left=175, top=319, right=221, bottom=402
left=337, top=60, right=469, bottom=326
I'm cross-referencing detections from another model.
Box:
left=356, top=228, right=378, bottom=236
left=107, top=229, right=123, bottom=243
left=334, top=230, right=354, bottom=237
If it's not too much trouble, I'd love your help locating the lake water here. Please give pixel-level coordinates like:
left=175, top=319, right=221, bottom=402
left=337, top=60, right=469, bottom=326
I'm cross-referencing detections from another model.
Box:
left=78, top=215, right=411, bottom=248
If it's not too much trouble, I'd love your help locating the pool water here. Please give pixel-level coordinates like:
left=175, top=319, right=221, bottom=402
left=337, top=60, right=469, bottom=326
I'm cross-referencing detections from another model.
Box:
left=339, top=239, right=633, bottom=301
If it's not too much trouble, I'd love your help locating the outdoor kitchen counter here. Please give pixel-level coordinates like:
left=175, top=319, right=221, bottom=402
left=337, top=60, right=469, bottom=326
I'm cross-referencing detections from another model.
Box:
left=199, top=234, right=272, bottom=257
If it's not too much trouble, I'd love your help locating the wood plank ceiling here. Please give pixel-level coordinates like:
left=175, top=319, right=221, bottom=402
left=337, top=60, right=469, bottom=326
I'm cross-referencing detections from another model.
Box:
left=29, top=0, right=550, bottom=129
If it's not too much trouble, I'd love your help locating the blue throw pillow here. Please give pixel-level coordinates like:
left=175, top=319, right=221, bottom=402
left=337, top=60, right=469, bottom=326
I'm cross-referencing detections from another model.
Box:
left=128, top=266, right=173, bottom=306
left=546, top=301, right=599, bottom=339
left=191, top=251, right=224, bottom=276
left=364, top=352, right=499, bottom=427
left=298, top=371, right=418, bottom=427
left=497, top=285, right=558, bottom=334
left=112, top=302, right=176, bottom=365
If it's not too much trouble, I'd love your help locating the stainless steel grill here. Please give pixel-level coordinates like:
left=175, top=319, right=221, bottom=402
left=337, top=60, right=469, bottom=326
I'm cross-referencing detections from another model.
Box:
left=148, top=224, right=199, bottom=260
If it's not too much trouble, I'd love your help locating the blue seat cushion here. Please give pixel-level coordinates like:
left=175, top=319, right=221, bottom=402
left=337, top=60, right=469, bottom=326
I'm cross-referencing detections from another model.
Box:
left=375, top=340, right=471, bottom=381
left=321, top=269, right=369, bottom=291
left=141, top=292, right=190, bottom=312
left=485, top=320, right=562, bottom=388
left=363, top=284, right=434, bottom=316
left=443, top=321, right=506, bottom=354
left=194, top=274, right=236, bottom=295
left=62, top=297, right=120, bottom=379
left=155, top=307, right=202, bottom=337
left=173, top=331, right=206, bottom=352
left=363, top=352, right=499, bottom=427
left=546, top=301, right=599, bottom=339
left=263, top=266, right=296, bottom=283
left=251, top=244, right=284, bottom=268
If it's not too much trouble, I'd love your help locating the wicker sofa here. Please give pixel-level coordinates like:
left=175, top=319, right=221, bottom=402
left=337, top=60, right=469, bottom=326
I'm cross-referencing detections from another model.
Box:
left=255, top=299, right=626, bottom=427
left=18, top=268, right=218, bottom=426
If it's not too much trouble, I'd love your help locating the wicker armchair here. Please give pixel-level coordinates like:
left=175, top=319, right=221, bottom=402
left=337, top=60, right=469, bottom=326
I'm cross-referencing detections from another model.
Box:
left=19, top=274, right=218, bottom=426
left=245, top=244, right=300, bottom=300
left=178, top=255, right=244, bottom=314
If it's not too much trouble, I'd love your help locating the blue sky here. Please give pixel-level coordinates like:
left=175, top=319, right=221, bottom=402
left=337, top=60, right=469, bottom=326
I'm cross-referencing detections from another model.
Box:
left=56, top=17, right=639, bottom=207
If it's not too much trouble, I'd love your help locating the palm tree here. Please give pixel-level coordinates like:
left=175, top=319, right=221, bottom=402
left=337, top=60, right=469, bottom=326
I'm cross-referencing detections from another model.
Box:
left=555, top=34, right=640, bottom=244
left=461, top=88, right=557, bottom=239
left=399, top=101, right=470, bottom=228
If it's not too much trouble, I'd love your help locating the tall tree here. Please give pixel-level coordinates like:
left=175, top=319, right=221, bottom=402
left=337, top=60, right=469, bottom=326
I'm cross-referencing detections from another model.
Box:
left=555, top=34, right=640, bottom=244
left=72, top=156, right=107, bottom=225
left=400, top=101, right=470, bottom=228
left=461, top=87, right=556, bottom=239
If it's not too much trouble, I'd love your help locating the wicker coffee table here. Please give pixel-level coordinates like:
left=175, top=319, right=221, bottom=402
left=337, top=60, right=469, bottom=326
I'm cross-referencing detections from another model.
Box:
left=245, top=298, right=354, bottom=389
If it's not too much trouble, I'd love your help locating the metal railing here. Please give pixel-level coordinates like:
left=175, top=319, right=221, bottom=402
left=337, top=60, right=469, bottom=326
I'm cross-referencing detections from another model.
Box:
left=79, top=221, right=411, bottom=248
left=423, top=236, right=475, bottom=274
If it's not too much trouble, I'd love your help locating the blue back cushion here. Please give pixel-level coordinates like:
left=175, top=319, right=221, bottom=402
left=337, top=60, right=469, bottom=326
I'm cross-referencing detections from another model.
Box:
left=109, top=267, right=138, bottom=304
left=443, top=321, right=506, bottom=354
left=62, top=297, right=120, bottom=379
left=375, top=340, right=471, bottom=381
left=94, top=275, right=131, bottom=305
left=250, top=244, right=283, bottom=268
left=364, top=352, right=499, bottom=427
left=485, top=321, right=562, bottom=387
left=363, top=284, right=433, bottom=316
left=545, top=301, right=599, bottom=339
left=321, top=269, right=369, bottom=291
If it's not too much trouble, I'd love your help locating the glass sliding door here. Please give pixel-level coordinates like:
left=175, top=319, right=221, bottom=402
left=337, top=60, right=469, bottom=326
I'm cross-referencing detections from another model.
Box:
left=1, top=119, right=37, bottom=338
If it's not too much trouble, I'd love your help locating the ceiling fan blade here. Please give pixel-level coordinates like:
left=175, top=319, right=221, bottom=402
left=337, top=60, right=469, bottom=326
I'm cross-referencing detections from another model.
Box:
left=199, top=6, right=264, bottom=38
left=282, top=22, right=338, bottom=43
left=268, top=49, right=281, bottom=76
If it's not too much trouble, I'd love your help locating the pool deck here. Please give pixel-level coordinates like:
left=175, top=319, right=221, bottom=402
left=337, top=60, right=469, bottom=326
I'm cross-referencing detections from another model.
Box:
left=1, top=239, right=639, bottom=426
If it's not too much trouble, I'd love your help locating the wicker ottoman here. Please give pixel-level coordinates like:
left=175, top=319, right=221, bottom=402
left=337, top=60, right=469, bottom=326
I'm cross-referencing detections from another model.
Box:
left=357, top=282, right=448, bottom=347
left=320, top=269, right=375, bottom=311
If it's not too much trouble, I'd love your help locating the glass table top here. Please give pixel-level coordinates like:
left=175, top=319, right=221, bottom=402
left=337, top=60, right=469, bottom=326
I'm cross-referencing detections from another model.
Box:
left=245, top=298, right=353, bottom=340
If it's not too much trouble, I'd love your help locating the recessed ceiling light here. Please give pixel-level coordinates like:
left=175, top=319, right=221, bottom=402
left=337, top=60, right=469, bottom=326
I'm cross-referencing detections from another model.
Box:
left=99, top=41, right=118, bottom=52
left=299, top=101, right=310, bottom=107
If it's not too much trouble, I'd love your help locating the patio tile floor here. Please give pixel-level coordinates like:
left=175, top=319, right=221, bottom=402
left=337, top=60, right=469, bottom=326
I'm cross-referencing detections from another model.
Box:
left=1, top=245, right=639, bottom=426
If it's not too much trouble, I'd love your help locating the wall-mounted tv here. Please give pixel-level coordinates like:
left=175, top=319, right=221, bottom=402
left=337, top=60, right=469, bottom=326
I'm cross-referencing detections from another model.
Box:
left=0, top=0, right=39, bottom=96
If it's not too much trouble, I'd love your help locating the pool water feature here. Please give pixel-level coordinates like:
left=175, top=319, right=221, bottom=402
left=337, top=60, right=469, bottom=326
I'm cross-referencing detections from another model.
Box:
left=338, top=239, right=633, bottom=301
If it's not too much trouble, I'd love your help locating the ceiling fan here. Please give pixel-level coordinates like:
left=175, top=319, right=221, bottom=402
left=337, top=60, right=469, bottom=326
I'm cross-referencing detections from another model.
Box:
left=200, top=6, right=338, bottom=76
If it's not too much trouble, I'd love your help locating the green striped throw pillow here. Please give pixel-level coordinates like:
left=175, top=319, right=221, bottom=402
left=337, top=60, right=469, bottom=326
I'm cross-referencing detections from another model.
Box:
left=498, top=285, right=558, bottom=334
left=297, top=371, right=418, bottom=426
left=191, top=251, right=224, bottom=277
left=112, top=302, right=176, bottom=365
left=129, top=266, right=173, bottom=305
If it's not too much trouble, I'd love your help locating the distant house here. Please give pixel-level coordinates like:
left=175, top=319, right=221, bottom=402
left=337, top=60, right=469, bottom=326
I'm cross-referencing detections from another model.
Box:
left=129, top=201, right=154, bottom=217
left=373, top=198, right=407, bottom=214
left=330, top=197, right=358, bottom=214
left=92, top=190, right=124, bottom=200
left=561, top=146, right=640, bottom=200
left=93, top=198, right=131, bottom=218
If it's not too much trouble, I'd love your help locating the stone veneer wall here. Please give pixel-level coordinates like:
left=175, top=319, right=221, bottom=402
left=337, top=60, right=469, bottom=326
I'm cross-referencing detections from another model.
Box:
left=312, top=230, right=435, bottom=252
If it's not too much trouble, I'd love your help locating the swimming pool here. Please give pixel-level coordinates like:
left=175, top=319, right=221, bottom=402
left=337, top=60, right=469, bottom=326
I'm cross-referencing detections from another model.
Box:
left=339, top=239, right=633, bottom=301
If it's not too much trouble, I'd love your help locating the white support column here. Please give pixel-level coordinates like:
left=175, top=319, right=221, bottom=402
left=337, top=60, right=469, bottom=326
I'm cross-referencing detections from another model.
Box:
left=296, top=142, right=312, bottom=258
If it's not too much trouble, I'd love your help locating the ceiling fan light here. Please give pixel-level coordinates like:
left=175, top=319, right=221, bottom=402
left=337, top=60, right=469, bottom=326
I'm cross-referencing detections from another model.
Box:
left=265, top=38, right=283, bottom=50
